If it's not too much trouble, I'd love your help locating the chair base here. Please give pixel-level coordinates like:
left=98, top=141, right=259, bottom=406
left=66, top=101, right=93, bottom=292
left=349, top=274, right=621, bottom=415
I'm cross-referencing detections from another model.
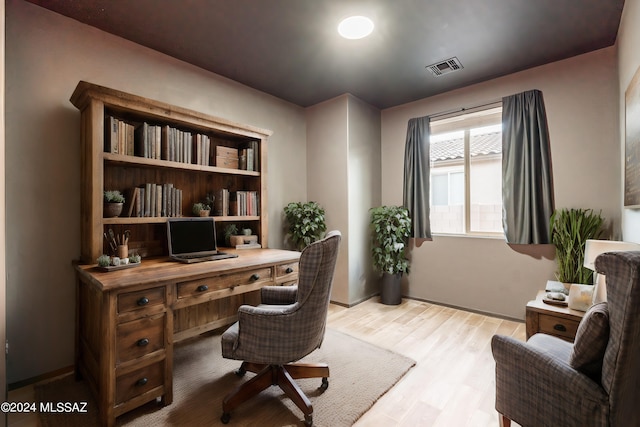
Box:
left=221, top=361, right=329, bottom=426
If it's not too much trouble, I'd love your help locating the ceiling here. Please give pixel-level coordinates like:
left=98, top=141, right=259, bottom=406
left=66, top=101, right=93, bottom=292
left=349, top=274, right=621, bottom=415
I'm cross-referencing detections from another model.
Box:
left=27, top=0, right=625, bottom=109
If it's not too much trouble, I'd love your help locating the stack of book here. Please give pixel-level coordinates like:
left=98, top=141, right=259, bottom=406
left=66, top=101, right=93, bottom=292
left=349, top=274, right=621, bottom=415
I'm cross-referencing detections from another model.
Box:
left=105, top=116, right=135, bottom=156
left=105, top=117, right=215, bottom=166
left=123, top=183, right=183, bottom=217
left=230, top=191, right=259, bottom=216
left=214, top=188, right=230, bottom=216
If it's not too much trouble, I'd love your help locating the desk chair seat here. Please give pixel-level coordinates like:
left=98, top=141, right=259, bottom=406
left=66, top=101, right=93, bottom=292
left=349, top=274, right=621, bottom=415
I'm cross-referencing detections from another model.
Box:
left=220, top=231, right=341, bottom=426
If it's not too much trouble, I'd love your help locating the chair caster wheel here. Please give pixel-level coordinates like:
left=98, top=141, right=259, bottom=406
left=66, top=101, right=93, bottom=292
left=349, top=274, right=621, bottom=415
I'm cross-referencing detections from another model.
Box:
left=221, top=412, right=231, bottom=424
left=234, top=367, right=246, bottom=377
left=304, top=414, right=313, bottom=426
left=320, top=377, right=329, bottom=391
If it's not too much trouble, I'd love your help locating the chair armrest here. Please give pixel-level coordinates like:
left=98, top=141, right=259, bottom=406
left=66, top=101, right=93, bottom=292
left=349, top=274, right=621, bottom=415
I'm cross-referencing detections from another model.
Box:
left=492, top=334, right=608, bottom=426
left=261, top=285, right=297, bottom=305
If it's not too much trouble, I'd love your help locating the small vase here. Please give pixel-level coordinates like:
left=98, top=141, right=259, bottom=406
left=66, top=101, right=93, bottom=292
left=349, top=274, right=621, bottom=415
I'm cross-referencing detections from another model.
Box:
left=198, top=210, right=210, bottom=217
left=104, top=202, right=123, bottom=218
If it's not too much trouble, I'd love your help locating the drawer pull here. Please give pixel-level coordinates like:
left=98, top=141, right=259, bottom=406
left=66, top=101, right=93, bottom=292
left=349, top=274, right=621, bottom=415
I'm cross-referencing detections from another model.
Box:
left=554, top=324, right=567, bottom=332
left=135, top=377, right=148, bottom=387
left=250, top=273, right=260, bottom=281
left=196, top=285, right=209, bottom=292
left=137, top=297, right=149, bottom=306
left=137, top=338, right=149, bottom=347
left=285, top=267, right=294, bottom=274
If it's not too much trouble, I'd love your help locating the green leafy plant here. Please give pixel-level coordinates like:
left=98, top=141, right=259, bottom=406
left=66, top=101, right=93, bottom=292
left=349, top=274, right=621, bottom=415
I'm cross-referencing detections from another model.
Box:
left=550, top=208, right=605, bottom=284
left=370, top=205, right=412, bottom=275
left=224, top=224, right=239, bottom=246
left=96, top=254, right=111, bottom=267
left=104, top=190, right=125, bottom=203
left=192, top=202, right=211, bottom=215
left=129, top=253, right=142, bottom=264
left=284, top=201, right=327, bottom=251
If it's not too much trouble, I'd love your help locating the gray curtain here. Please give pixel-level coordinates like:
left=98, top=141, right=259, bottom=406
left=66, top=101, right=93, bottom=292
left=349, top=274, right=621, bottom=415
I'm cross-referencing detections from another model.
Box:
left=502, top=89, right=554, bottom=244
left=403, top=116, right=432, bottom=239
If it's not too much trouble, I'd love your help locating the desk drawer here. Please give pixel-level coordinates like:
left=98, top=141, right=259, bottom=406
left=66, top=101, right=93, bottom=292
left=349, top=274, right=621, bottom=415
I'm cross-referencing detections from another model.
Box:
left=118, top=287, right=166, bottom=314
left=115, top=360, right=164, bottom=404
left=539, top=314, right=580, bottom=340
left=177, top=268, right=272, bottom=299
left=276, top=262, right=298, bottom=279
left=116, top=314, right=166, bottom=364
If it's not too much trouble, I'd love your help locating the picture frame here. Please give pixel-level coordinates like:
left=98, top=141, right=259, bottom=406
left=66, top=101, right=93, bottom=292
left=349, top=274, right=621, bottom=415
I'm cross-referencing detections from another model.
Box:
left=625, top=65, right=640, bottom=207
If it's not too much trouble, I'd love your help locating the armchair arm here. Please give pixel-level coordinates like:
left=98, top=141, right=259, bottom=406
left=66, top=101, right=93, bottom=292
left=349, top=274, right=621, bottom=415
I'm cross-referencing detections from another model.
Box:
left=492, top=334, right=608, bottom=427
left=260, top=285, right=297, bottom=305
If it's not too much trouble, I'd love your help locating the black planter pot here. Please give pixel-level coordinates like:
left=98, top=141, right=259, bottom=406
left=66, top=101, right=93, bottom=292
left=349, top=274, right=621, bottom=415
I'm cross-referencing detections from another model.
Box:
left=381, top=272, right=402, bottom=305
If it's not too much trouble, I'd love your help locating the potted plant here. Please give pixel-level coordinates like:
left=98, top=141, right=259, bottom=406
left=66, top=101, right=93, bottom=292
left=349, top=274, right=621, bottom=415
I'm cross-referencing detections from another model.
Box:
left=370, top=205, right=412, bottom=305
left=549, top=208, right=605, bottom=285
left=103, top=190, right=125, bottom=218
left=192, top=202, right=211, bottom=217
left=283, top=201, right=327, bottom=251
left=223, top=224, right=239, bottom=246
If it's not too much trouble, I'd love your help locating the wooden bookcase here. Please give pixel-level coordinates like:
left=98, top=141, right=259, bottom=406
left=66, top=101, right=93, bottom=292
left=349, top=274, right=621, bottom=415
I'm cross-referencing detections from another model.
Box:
left=70, top=81, right=271, bottom=264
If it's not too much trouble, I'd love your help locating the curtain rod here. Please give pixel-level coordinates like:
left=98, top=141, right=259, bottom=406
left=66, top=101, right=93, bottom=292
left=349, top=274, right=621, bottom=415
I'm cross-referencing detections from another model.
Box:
left=428, top=98, right=502, bottom=120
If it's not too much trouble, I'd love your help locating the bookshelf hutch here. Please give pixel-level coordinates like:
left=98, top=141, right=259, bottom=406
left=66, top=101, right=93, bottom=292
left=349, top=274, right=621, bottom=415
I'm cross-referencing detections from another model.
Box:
left=70, top=81, right=271, bottom=264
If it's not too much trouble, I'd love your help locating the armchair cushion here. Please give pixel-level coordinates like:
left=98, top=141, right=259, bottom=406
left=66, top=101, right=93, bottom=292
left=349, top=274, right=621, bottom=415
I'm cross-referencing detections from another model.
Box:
left=570, top=302, right=610, bottom=382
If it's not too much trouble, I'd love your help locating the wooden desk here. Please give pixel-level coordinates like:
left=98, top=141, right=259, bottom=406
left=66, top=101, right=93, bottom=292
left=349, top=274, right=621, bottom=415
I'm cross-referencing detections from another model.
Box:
left=525, top=290, right=585, bottom=342
left=75, top=248, right=300, bottom=427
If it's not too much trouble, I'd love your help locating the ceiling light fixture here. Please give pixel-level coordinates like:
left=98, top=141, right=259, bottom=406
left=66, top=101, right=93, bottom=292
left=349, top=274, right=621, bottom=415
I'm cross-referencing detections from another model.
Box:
left=338, top=16, right=374, bottom=40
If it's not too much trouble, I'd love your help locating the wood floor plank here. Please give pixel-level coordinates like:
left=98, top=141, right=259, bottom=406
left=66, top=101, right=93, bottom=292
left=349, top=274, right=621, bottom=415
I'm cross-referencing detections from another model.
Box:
left=327, top=297, right=525, bottom=427
left=12, top=297, right=524, bottom=426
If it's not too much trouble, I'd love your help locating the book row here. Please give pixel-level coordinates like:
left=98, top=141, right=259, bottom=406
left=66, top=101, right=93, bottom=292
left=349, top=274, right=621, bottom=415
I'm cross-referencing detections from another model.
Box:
left=105, top=116, right=260, bottom=171
left=121, top=184, right=183, bottom=218
left=115, top=185, right=259, bottom=219
left=214, top=189, right=259, bottom=217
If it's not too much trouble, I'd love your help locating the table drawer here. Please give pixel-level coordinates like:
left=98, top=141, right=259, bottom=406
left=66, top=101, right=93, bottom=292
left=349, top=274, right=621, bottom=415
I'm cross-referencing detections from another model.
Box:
left=177, top=267, right=273, bottom=299
left=118, top=287, right=166, bottom=314
left=116, top=314, right=166, bottom=364
left=115, top=360, right=164, bottom=404
left=539, top=314, right=580, bottom=340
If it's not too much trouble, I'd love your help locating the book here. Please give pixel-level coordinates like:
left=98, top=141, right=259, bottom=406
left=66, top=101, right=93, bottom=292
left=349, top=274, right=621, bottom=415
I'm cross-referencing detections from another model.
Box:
left=105, top=116, right=119, bottom=154
left=545, top=280, right=569, bottom=295
left=123, top=187, right=139, bottom=217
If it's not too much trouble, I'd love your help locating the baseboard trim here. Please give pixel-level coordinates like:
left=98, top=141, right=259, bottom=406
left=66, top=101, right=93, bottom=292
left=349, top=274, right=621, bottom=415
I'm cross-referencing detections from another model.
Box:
left=404, top=295, right=524, bottom=323
left=8, top=365, right=74, bottom=391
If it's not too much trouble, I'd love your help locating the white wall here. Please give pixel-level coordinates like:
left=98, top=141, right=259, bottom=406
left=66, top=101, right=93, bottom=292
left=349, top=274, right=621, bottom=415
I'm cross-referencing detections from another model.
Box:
left=306, top=96, right=350, bottom=303
left=6, top=0, right=306, bottom=384
left=618, top=0, right=640, bottom=243
left=347, top=95, right=381, bottom=303
left=306, top=94, right=381, bottom=306
left=382, top=47, right=620, bottom=319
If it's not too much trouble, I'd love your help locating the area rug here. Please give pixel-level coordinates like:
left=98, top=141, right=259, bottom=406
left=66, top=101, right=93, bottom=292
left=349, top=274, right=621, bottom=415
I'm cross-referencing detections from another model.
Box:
left=36, top=328, right=415, bottom=426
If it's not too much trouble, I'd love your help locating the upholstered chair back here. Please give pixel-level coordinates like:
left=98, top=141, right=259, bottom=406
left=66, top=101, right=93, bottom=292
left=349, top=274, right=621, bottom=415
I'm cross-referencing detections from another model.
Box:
left=291, top=230, right=341, bottom=356
left=595, top=251, right=640, bottom=426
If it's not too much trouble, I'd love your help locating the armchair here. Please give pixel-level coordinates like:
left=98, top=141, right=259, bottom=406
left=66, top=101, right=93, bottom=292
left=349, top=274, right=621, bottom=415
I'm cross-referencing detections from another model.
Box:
left=491, top=251, right=640, bottom=426
left=220, top=230, right=341, bottom=426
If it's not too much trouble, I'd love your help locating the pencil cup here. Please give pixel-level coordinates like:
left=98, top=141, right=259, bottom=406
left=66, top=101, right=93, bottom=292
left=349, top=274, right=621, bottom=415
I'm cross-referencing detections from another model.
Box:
left=117, top=245, right=128, bottom=259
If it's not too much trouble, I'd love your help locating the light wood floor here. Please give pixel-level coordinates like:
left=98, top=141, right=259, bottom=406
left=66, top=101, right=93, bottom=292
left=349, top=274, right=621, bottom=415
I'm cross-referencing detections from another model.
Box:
left=8, top=297, right=525, bottom=427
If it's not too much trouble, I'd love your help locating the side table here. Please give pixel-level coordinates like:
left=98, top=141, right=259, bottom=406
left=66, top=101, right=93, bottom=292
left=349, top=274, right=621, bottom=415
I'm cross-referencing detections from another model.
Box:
left=525, top=290, right=585, bottom=342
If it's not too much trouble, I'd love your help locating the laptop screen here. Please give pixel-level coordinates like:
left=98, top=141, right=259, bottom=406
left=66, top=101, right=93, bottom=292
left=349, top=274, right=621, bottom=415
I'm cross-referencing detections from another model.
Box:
left=167, top=217, right=219, bottom=257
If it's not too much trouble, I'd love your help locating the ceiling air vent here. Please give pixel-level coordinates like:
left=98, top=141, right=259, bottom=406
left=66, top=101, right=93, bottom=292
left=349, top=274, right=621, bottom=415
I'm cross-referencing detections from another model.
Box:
left=426, top=57, right=464, bottom=77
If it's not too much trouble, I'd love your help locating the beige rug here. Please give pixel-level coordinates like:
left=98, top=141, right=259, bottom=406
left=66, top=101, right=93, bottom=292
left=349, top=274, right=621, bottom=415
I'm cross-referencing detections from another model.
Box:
left=36, top=328, right=415, bottom=426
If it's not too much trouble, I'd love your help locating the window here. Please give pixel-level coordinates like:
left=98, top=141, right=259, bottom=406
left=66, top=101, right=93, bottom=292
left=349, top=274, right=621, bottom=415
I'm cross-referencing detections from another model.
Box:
left=429, top=106, right=503, bottom=235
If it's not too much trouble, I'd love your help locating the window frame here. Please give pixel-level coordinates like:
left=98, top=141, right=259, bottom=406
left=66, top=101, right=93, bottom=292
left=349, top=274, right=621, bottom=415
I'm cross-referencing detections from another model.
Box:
left=429, top=105, right=503, bottom=238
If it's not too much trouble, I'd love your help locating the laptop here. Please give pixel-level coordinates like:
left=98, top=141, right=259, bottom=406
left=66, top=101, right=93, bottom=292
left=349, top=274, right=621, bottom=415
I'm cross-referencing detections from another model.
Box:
left=167, top=217, right=238, bottom=263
